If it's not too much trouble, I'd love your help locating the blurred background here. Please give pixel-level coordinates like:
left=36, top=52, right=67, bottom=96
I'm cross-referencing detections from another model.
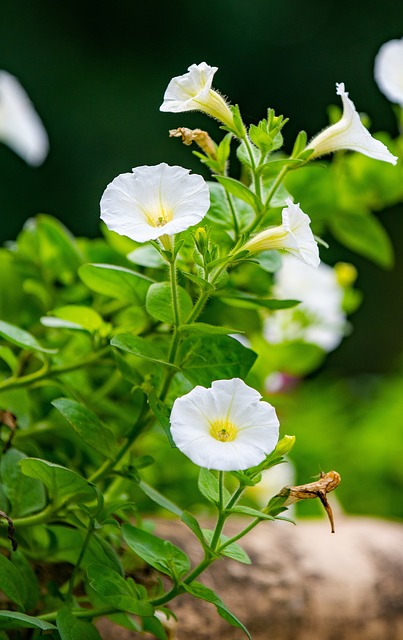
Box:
left=1, top=0, right=403, bottom=519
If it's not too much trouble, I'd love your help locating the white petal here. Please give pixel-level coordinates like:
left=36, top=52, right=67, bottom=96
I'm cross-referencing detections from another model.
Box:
left=100, top=163, right=210, bottom=242
left=374, top=38, right=403, bottom=106
left=281, top=199, right=320, bottom=267
left=0, top=71, right=48, bottom=165
left=307, top=82, right=397, bottom=165
left=160, top=62, right=217, bottom=113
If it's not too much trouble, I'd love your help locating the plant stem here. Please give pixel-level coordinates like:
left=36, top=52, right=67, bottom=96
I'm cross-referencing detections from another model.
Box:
left=66, top=520, right=95, bottom=600
left=242, top=135, right=261, bottom=201
left=38, top=606, right=118, bottom=622
left=12, top=503, right=57, bottom=528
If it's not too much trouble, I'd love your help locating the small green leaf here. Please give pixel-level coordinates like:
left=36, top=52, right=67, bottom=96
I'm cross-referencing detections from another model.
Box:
left=182, top=582, right=251, bottom=639
left=43, top=306, right=106, bottom=334
left=198, top=468, right=231, bottom=504
left=178, top=323, right=242, bottom=336
left=147, top=390, right=176, bottom=447
left=20, top=458, right=96, bottom=503
left=220, top=290, right=300, bottom=310
left=215, top=176, right=262, bottom=213
left=142, top=615, right=168, bottom=640
left=138, top=481, right=182, bottom=517
left=79, top=264, right=153, bottom=303
left=146, top=282, right=193, bottom=324
left=181, top=512, right=209, bottom=547
left=122, top=524, right=190, bottom=579
left=231, top=505, right=275, bottom=521
left=0, top=320, right=57, bottom=354
left=0, top=554, right=27, bottom=609
left=87, top=564, right=154, bottom=616
left=0, top=611, right=56, bottom=631
left=202, top=530, right=251, bottom=564
left=1, top=449, right=46, bottom=517
left=110, top=334, right=172, bottom=367
left=52, top=398, right=118, bottom=459
left=57, top=608, right=102, bottom=640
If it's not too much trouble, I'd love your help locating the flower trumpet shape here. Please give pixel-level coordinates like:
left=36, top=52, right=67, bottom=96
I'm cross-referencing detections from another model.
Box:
left=306, top=82, right=397, bottom=165
left=100, top=162, right=210, bottom=242
left=170, top=378, right=279, bottom=471
left=244, top=198, right=320, bottom=267
left=160, top=62, right=235, bottom=130
left=0, top=71, right=48, bottom=165
left=374, top=38, right=403, bottom=107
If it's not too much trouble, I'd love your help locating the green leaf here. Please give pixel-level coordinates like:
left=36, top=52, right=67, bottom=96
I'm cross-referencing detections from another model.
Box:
left=86, top=564, right=153, bottom=616
left=202, top=530, right=251, bottom=564
left=122, top=524, right=190, bottom=579
left=178, top=323, right=242, bottom=336
left=231, top=505, right=275, bottom=521
left=79, top=264, right=152, bottom=303
left=180, top=512, right=209, bottom=547
left=198, top=468, right=231, bottom=504
left=0, top=448, right=46, bottom=517
left=146, top=389, right=176, bottom=447
left=11, top=551, right=40, bottom=610
left=57, top=608, right=102, bottom=640
left=146, top=282, right=193, bottom=324
left=142, top=615, right=168, bottom=640
left=215, top=176, right=262, bottom=213
left=0, top=320, right=57, bottom=354
left=330, top=210, right=394, bottom=269
left=180, top=335, right=257, bottom=387
left=43, top=526, right=122, bottom=573
left=0, top=611, right=56, bottom=631
left=0, top=346, right=17, bottom=372
left=52, top=398, right=118, bottom=459
left=20, top=458, right=96, bottom=503
left=127, top=244, right=165, bottom=268
left=43, top=306, right=106, bottom=334
left=110, top=334, right=172, bottom=367
left=220, top=290, right=300, bottom=310
left=0, top=554, right=27, bottom=609
left=138, top=481, right=183, bottom=517
left=182, top=582, right=251, bottom=639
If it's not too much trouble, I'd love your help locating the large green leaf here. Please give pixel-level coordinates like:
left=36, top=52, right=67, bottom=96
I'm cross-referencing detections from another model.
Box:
left=330, top=210, right=394, bottom=269
left=79, top=264, right=152, bottom=303
left=182, top=581, right=251, bottom=639
left=20, top=458, right=96, bottom=503
left=86, top=564, right=153, bottom=616
left=0, top=554, right=26, bottom=609
left=0, top=611, right=56, bottom=631
left=52, top=398, right=118, bottom=459
left=180, top=335, right=257, bottom=386
left=146, top=282, right=193, bottom=324
left=138, top=481, right=182, bottom=517
left=0, top=449, right=46, bottom=517
left=0, top=320, right=57, bottom=354
left=42, top=306, right=106, bottom=334
left=122, top=524, right=190, bottom=580
left=198, top=468, right=230, bottom=505
left=215, top=176, right=262, bottom=213
left=56, top=608, right=102, bottom=640
left=111, top=334, right=172, bottom=367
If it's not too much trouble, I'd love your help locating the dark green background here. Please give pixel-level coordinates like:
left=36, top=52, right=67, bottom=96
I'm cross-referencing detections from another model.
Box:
left=1, top=0, right=403, bottom=374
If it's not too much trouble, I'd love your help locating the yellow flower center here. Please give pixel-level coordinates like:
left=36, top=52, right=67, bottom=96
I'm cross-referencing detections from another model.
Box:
left=209, top=417, right=238, bottom=442
left=145, top=204, right=173, bottom=228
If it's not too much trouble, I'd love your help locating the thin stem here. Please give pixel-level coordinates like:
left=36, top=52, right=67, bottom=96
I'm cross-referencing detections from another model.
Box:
left=218, top=517, right=261, bottom=553
left=0, top=347, right=110, bottom=394
left=225, top=191, right=240, bottom=237
left=67, top=520, right=95, bottom=600
left=264, top=165, right=289, bottom=208
left=242, top=135, right=261, bottom=201
left=12, top=503, right=57, bottom=528
left=38, top=606, right=118, bottom=623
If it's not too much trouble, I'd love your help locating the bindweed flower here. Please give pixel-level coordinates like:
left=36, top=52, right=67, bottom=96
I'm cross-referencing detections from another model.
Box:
left=244, top=198, right=320, bottom=267
left=306, top=82, right=397, bottom=165
left=160, top=62, right=235, bottom=130
left=374, top=38, right=403, bottom=107
left=170, top=378, right=279, bottom=471
left=264, top=254, right=346, bottom=351
left=100, top=162, right=210, bottom=243
left=0, top=71, right=48, bottom=166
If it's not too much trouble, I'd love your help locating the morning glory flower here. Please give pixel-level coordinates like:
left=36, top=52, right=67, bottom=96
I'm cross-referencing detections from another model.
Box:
left=170, top=378, right=279, bottom=471
left=100, top=162, right=210, bottom=242
left=264, top=255, right=346, bottom=351
left=374, top=38, right=403, bottom=107
left=306, top=82, right=398, bottom=165
left=160, top=62, right=235, bottom=130
left=0, top=71, right=49, bottom=165
left=244, top=198, right=320, bottom=268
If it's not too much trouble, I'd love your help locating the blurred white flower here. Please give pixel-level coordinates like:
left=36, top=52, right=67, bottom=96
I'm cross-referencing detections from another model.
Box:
left=160, top=62, right=235, bottom=130
left=374, top=38, right=403, bottom=107
left=264, top=255, right=346, bottom=351
left=170, top=378, right=279, bottom=471
left=100, top=162, right=210, bottom=242
left=0, top=71, right=48, bottom=166
left=244, top=460, right=296, bottom=509
left=307, top=82, right=397, bottom=165
left=244, top=198, right=320, bottom=267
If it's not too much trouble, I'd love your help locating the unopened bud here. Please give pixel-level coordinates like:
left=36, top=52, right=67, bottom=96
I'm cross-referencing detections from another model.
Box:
left=274, top=435, right=296, bottom=457
left=194, top=227, right=208, bottom=254
left=335, top=262, right=357, bottom=287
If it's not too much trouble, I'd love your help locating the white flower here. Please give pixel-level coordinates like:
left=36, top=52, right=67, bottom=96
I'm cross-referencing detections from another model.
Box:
left=170, top=378, right=279, bottom=471
left=244, top=198, right=320, bottom=267
left=264, top=255, right=346, bottom=351
left=100, top=162, right=210, bottom=242
left=160, top=62, right=235, bottom=130
left=306, top=82, right=397, bottom=165
left=0, top=71, right=48, bottom=166
left=374, top=38, right=403, bottom=107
